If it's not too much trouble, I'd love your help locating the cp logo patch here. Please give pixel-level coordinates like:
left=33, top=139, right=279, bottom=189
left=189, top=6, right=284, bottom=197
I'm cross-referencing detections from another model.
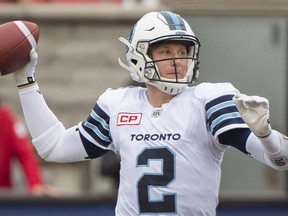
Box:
left=117, top=112, right=142, bottom=126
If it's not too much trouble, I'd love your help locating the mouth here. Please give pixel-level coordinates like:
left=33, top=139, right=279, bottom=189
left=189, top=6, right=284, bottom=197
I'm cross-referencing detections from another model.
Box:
left=166, top=72, right=183, bottom=79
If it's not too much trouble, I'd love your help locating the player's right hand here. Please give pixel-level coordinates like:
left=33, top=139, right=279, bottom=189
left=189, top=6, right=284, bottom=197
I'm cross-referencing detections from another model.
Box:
left=14, top=48, right=38, bottom=87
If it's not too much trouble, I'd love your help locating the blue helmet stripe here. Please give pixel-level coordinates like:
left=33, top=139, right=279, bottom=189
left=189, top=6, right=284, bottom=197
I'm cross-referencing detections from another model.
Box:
left=128, top=23, right=136, bottom=42
left=159, top=11, right=186, bottom=31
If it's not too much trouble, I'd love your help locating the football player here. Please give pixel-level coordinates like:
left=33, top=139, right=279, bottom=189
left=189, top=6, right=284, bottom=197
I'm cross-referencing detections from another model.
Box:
left=10, top=10, right=288, bottom=215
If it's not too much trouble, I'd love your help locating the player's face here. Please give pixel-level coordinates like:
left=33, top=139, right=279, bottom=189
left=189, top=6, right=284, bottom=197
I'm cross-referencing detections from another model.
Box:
left=150, top=42, right=188, bottom=80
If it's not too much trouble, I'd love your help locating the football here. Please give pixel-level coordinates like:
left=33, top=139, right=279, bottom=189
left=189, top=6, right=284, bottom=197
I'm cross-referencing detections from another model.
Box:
left=0, top=21, right=40, bottom=76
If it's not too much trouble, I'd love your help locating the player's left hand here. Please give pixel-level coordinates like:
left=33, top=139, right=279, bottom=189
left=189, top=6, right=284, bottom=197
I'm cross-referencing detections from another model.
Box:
left=233, top=93, right=272, bottom=138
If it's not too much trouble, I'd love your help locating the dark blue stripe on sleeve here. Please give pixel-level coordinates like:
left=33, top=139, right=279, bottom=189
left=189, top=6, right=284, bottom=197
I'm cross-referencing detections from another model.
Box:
left=206, top=95, right=234, bottom=110
left=81, top=103, right=112, bottom=148
left=207, top=105, right=239, bottom=128
left=205, top=94, right=246, bottom=135
left=212, top=117, right=246, bottom=135
left=79, top=132, right=109, bottom=159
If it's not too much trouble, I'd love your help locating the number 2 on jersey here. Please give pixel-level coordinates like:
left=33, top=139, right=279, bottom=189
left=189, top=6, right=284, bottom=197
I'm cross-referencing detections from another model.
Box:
left=137, top=147, right=176, bottom=214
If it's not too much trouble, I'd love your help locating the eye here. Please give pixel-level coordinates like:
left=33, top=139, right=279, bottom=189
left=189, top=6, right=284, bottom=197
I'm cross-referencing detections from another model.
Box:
left=161, top=49, right=172, bottom=55
left=178, top=49, right=187, bottom=57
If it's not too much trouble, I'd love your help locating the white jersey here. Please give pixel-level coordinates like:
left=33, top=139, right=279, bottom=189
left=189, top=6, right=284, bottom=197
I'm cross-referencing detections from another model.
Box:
left=78, top=82, right=247, bottom=216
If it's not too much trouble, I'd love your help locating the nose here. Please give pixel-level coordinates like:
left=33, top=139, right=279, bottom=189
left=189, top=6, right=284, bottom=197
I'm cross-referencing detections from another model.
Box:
left=172, top=57, right=182, bottom=67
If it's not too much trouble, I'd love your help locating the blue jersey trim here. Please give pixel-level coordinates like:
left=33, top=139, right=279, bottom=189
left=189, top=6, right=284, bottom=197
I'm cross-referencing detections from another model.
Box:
left=79, top=132, right=109, bottom=159
left=205, top=94, right=246, bottom=135
left=218, top=128, right=251, bottom=155
left=81, top=103, right=112, bottom=148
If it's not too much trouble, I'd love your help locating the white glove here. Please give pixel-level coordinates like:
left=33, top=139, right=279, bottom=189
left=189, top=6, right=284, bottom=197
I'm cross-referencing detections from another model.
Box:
left=14, top=48, right=38, bottom=87
left=233, top=93, right=272, bottom=138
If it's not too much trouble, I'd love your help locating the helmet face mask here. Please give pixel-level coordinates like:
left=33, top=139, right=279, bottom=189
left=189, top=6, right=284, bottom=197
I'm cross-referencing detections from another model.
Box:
left=118, top=11, right=201, bottom=95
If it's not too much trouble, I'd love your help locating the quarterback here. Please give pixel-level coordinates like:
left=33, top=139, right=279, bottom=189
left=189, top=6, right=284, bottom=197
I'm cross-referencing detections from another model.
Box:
left=8, top=11, right=288, bottom=215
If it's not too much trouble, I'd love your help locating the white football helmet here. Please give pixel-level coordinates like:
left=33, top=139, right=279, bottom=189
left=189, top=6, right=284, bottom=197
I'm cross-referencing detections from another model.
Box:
left=118, top=11, right=201, bottom=95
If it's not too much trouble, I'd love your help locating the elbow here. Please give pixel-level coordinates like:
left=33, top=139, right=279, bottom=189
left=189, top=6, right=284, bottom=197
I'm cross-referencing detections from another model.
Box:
left=32, top=122, right=66, bottom=161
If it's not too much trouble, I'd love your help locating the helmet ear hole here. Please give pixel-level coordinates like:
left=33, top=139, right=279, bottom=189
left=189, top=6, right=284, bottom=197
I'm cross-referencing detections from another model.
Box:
left=131, top=59, right=138, bottom=65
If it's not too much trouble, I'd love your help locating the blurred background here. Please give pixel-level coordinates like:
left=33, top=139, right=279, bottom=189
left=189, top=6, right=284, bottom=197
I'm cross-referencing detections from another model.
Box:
left=0, top=0, right=288, bottom=215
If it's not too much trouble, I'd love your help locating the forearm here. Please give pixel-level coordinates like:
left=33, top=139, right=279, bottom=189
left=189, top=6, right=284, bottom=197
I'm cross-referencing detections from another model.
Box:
left=247, top=130, right=288, bottom=170
left=18, top=83, right=59, bottom=138
left=260, top=131, right=288, bottom=169
left=233, top=93, right=288, bottom=170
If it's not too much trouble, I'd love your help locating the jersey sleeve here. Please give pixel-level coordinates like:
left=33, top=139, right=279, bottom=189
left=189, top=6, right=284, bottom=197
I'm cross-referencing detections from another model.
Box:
left=78, top=89, right=114, bottom=159
left=195, top=82, right=249, bottom=137
left=195, top=82, right=253, bottom=154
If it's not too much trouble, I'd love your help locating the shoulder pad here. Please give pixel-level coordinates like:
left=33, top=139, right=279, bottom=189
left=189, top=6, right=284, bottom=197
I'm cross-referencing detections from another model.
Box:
left=194, top=82, right=239, bottom=102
